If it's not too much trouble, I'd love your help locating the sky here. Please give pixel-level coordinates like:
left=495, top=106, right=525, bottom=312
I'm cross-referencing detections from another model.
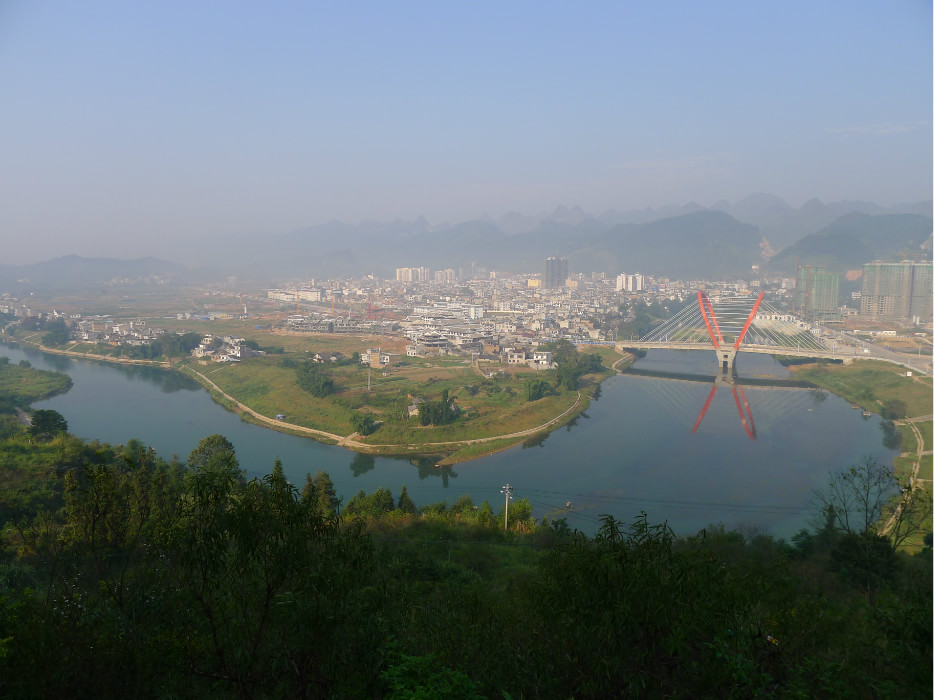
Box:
left=1, top=1, right=931, bottom=263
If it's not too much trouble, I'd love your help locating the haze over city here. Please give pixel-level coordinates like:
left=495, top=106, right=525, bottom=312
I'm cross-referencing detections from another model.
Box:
left=1, top=1, right=931, bottom=264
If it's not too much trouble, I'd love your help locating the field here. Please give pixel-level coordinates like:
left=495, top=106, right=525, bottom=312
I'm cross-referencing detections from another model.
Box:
left=789, top=359, right=932, bottom=417
left=181, top=339, right=620, bottom=459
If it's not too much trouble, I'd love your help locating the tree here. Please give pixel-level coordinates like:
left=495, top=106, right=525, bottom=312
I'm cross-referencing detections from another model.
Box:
left=499, top=497, right=534, bottom=531
left=812, top=455, right=928, bottom=550
left=343, top=489, right=368, bottom=516
left=28, top=409, right=68, bottom=439
left=813, top=456, right=896, bottom=537
left=477, top=501, right=494, bottom=525
left=302, top=470, right=339, bottom=516
left=417, top=389, right=457, bottom=426
left=178, top=332, right=203, bottom=353
left=42, top=318, right=70, bottom=347
left=186, top=434, right=239, bottom=477
left=887, top=477, right=933, bottom=548
left=830, top=532, right=900, bottom=596
left=397, top=485, right=417, bottom=514
left=373, top=487, right=395, bottom=515
left=350, top=412, right=377, bottom=436
left=296, top=362, right=335, bottom=397
left=450, top=494, right=475, bottom=515
left=881, top=399, right=908, bottom=420
left=313, top=469, right=339, bottom=514
left=525, top=378, right=551, bottom=401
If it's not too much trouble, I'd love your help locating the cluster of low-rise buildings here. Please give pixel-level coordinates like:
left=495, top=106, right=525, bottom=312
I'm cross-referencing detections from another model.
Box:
left=261, top=255, right=931, bottom=365
left=191, top=335, right=262, bottom=362
left=74, top=318, right=160, bottom=346
left=265, top=265, right=797, bottom=362
left=3, top=254, right=929, bottom=366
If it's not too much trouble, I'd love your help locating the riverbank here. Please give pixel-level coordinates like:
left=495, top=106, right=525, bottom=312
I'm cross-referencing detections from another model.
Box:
left=8, top=335, right=926, bottom=491
left=0, top=353, right=73, bottom=407
left=183, top=362, right=589, bottom=464
left=8, top=335, right=174, bottom=368
left=7, top=333, right=611, bottom=464
left=787, top=359, right=933, bottom=550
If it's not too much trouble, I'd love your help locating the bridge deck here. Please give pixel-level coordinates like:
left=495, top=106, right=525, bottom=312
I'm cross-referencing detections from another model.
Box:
left=618, top=341, right=852, bottom=360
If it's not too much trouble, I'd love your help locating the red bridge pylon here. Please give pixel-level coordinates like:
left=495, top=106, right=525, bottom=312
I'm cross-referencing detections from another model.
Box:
left=697, top=290, right=765, bottom=372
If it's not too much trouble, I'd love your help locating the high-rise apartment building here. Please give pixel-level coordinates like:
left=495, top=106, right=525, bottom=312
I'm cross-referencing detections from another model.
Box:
left=615, top=273, right=644, bottom=292
left=860, top=261, right=932, bottom=322
left=433, top=268, right=457, bottom=284
left=543, top=257, right=568, bottom=289
left=458, top=261, right=481, bottom=281
left=395, top=267, right=430, bottom=283
left=794, top=265, right=840, bottom=321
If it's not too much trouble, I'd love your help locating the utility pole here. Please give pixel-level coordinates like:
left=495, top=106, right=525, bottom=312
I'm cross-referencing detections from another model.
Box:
left=500, top=483, right=514, bottom=531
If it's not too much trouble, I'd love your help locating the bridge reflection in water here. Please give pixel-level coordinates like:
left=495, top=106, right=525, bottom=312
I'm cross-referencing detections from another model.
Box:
left=634, top=370, right=820, bottom=442
left=692, top=377, right=757, bottom=439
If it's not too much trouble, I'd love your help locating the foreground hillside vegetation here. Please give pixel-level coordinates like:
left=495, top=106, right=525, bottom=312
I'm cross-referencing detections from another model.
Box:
left=0, top=421, right=930, bottom=697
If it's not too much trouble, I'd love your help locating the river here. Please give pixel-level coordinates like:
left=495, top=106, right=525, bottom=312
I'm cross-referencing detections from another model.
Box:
left=3, top=341, right=897, bottom=538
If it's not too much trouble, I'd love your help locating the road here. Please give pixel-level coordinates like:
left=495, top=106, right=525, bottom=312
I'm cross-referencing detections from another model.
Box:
left=835, top=331, right=932, bottom=376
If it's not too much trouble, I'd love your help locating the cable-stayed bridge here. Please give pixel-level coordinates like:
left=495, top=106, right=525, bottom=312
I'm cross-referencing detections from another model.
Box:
left=617, top=291, right=851, bottom=373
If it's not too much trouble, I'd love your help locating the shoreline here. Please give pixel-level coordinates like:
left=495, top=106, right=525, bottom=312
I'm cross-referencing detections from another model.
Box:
left=4, top=335, right=597, bottom=464
left=7, top=337, right=928, bottom=482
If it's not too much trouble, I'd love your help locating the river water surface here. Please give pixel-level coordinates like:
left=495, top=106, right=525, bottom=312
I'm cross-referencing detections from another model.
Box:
left=4, top=342, right=897, bottom=538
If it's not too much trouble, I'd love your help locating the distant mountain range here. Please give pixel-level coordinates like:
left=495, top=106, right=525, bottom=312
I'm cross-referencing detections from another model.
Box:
left=0, top=255, right=187, bottom=295
left=767, top=213, right=933, bottom=273
left=476, top=194, right=931, bottom=250
left=228, top=195, right=929, bottom=281
left=2, top=196, right=930, bottom=292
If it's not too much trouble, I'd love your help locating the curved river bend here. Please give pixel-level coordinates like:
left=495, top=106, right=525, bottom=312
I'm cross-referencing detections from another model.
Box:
left=4, top=343, right=896, bottom=538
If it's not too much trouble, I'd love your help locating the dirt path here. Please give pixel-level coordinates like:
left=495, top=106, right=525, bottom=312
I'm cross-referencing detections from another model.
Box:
left=35, top=341, right=173, bottom=368
left=14, top=407, right=31, bottom=426
left=880, top=416, right=926, bottom=537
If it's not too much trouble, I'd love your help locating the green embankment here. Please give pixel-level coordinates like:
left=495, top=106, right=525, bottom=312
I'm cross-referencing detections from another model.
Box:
left=0, top=357, right=72, bottom=408
left=181, top=344, right=618, bottom=456
left=790, top=359, right=932, bottom=417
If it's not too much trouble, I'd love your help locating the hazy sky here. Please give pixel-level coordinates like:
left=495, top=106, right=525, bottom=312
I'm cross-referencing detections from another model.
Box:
left=1, top=1, right=931, bottom=263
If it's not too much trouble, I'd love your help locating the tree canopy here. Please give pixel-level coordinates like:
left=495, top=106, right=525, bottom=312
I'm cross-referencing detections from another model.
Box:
left=296, top=362, right=336, bottom=397
left=28, top=409, right=68, bottom=439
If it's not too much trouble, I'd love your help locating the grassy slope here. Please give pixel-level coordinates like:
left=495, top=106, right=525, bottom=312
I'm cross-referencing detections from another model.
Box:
left=789, top=359, right=932, bottom=417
